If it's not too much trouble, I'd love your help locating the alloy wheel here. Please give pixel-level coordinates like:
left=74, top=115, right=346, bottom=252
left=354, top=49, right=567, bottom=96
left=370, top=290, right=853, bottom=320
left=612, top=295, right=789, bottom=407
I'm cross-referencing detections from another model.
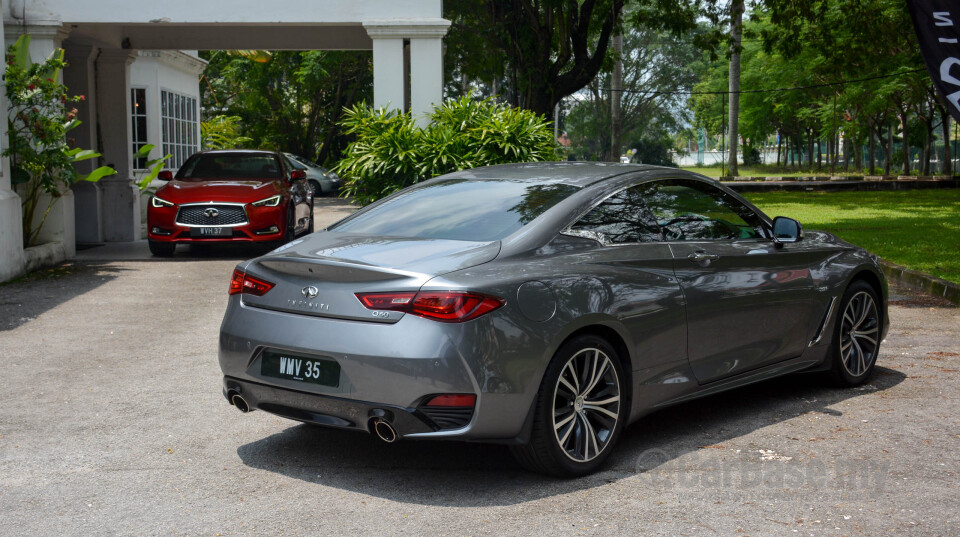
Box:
left=552, top=348, right=621, bottom=462
left=839, top=290, right=880, bottom=377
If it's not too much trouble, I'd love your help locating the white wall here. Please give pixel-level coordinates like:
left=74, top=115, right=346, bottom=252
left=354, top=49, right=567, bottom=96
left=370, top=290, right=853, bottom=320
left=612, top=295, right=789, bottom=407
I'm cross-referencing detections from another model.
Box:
left=130, top=50, right=205, bottom=226
left=130, top=50, right=205, bottom=169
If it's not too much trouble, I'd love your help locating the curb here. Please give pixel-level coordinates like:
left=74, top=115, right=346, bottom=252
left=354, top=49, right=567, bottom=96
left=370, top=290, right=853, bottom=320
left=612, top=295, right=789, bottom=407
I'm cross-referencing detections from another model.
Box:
left=880, top=260, right=960, bottom=306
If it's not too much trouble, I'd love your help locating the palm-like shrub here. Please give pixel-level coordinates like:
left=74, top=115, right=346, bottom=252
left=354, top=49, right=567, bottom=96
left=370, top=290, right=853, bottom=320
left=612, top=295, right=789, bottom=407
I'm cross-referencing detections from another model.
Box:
left=335, top=96, right=559, bottom=205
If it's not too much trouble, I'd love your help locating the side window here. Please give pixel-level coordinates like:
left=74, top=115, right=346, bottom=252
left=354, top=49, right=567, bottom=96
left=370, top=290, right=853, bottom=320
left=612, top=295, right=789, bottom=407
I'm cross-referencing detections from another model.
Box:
left=642, top=180, right=765, bottom=241
left=569, top=185, right=662, bottom=244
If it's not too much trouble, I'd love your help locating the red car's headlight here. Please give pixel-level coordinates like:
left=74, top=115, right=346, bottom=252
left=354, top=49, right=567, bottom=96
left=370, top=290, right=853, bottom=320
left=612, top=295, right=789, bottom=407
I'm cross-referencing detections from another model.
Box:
left=251, top=195, right=281, bottom=207
left=151, top=196, right=174, bottom=208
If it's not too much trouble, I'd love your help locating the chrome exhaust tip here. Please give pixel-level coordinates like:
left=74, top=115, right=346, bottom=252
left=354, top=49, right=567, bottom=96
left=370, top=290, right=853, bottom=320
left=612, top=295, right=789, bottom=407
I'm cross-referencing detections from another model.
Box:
left=230, top=393, right=251, bottom=413
left=371, top=418, right=398, bottom=443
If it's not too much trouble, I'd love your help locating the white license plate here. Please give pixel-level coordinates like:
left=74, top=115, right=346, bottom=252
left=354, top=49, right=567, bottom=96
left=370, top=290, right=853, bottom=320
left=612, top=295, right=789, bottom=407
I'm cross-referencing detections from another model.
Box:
left=193, top=227, right=231, bottom=237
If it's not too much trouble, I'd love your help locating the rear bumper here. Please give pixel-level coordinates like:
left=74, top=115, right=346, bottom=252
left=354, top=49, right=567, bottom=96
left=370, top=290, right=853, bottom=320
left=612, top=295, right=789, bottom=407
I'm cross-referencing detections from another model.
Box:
left=223, top=376, right=437, bottom=436
left=218, top=298, right=540, bottom=440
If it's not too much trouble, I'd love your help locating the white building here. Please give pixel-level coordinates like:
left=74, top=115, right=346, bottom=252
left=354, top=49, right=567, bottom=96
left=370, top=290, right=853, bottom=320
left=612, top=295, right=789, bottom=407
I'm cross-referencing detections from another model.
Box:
left=0, top=0, right=449, bottom=281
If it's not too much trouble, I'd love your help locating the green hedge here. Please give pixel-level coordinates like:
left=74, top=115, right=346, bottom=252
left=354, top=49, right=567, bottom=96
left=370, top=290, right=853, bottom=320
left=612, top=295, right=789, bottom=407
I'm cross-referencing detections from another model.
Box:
left=334, top=96, right=559, bottom=205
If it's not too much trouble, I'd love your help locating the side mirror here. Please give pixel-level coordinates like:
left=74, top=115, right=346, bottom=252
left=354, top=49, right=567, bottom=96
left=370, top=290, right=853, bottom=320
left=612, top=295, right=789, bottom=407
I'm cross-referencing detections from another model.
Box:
left=158, top=170, right=173, bottom=181
left=290, top=170, right=306, bottom=182
left=772, top=216, right=803, bottom=246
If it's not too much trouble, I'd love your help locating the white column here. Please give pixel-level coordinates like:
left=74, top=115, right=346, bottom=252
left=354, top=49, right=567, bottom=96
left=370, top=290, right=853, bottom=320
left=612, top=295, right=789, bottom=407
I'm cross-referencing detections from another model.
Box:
left=364, top=18, right=449, bottom=123
left=363, top=23, right=405, bottom=112
left=63, top=38, right=102, bottom=244
left=96, top=48, right=140, bottom=242
left=409, top=32, right=446, bottom=125
left=0, top=3, right=26, bottom=281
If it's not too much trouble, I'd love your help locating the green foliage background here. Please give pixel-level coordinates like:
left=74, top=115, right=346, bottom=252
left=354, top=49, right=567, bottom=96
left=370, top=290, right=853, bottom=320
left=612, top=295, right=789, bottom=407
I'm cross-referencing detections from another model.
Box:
left=335, top=96, right=560, bottom=205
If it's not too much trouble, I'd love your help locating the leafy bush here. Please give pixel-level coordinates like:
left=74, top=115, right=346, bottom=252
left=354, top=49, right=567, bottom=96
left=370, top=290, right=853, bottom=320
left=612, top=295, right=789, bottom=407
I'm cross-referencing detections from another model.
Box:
left=743, top=144, right=762, bottom=166
left=627, top=135, right=677, bottom=167
left=3, top=35, right=114, bottom=246
left=335, top=96, right=559, bottom=205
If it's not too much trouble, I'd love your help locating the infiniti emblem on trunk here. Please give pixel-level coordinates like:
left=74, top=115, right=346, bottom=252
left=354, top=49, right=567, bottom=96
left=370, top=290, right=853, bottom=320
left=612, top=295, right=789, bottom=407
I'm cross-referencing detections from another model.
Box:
left=204, top=207, right=219, bottom=218
left=301, top=286, right=319, bottom=299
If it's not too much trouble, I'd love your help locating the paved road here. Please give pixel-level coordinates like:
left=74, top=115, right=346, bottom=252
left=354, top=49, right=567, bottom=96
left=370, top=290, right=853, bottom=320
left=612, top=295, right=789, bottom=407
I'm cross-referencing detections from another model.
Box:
left=1, top=197, right=958, bottom=536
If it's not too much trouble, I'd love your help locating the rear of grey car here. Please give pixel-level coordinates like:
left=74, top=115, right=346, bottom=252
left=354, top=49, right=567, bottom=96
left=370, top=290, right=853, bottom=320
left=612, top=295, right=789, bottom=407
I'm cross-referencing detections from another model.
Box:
left=219, top=163, right=889, bottom=476
left=219, top=176, right=581, bottom=445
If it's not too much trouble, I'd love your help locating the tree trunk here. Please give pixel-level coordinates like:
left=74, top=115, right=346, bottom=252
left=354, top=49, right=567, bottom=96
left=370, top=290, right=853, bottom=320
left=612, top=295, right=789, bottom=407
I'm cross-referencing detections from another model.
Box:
left=942, top=110, right=953, bottom=176
left=901, top=109, right=910, bottom=175
left=807, top=129, right=814, bottom=170
left=610, top=32, right=623, bottom=163
left=869, top=129, right=876, bottom=173
left=826, top=137, right=832, bottom=171
left=817, top=138, right=822, bottom=169
left=843, top=134, right=850, bottom=172
left=727, top=0, right=744, bottom=177
left=922, top=121, right=932, bottom=175
left=776, top=133, right=781, bottom=167
left=885, top=123, right=893, bottom=175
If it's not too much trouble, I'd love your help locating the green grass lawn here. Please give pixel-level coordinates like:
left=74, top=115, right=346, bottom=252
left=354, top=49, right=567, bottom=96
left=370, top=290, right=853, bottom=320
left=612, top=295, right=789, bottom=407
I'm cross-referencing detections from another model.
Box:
left=680, top=164, right=934, bottom=178
left=743, top=189, right=960, bottom=284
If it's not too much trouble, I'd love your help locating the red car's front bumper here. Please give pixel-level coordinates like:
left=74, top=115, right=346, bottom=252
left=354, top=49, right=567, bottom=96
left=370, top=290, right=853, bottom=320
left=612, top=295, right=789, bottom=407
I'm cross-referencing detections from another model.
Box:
left=147, top=201, right=288, bottom=243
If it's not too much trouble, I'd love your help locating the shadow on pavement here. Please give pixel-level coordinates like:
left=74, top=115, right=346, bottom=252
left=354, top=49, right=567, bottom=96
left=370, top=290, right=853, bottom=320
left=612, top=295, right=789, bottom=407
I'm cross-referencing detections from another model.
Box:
left=236, top=365, right=905, bottom=506
left=0, top=262, right=130, bottom=331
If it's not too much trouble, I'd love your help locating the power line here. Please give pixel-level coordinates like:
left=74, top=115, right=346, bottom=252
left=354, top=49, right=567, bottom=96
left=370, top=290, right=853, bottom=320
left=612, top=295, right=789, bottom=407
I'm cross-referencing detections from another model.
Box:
left=599, top=67, right=927, bottom=97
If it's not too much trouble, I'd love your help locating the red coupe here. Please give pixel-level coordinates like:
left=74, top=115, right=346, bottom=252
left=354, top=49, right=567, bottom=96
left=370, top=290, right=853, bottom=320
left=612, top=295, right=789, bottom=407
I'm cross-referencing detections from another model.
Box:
left=147, top=150, right=314, bottom=256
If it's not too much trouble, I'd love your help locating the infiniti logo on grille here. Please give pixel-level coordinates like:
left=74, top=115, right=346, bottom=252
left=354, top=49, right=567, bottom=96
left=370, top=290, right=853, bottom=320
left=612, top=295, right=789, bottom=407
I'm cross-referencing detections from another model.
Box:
left=301, top=286, right=319, bottom=299
left=204, top=207, right=219, bottom=218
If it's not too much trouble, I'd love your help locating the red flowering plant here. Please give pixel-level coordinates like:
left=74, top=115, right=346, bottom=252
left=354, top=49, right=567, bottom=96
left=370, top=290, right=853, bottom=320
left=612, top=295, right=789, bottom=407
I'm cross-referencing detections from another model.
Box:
left=3, top=35, right=114, bottom=246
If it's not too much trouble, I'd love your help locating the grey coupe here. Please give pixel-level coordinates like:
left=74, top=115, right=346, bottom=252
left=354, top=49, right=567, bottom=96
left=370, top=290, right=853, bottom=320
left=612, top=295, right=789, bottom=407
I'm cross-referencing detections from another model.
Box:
left=219, top=162, right=888, bottom=476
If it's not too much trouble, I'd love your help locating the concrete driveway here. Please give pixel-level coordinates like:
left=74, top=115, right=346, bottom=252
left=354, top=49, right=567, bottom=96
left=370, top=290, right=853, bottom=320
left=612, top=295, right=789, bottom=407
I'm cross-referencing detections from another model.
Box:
left=1, top=197, right=958, bottom=536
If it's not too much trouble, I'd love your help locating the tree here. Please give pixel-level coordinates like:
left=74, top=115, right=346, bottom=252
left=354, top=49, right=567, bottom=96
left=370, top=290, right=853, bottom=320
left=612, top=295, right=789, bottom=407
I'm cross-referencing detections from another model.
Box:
left=200, top=50, right=371, bottom=166
left=445, top=0, right=625, bottom=116
left=566, top=25, right=704, bottom=161
left=727, top=0, right=744, bottom=176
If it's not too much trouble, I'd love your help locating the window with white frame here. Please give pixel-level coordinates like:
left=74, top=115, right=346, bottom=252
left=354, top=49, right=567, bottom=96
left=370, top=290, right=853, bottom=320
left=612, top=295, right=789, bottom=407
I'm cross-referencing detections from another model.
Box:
left=131, top=88, right=148, bottom=170
left=161, top=89, right=198, bottom=170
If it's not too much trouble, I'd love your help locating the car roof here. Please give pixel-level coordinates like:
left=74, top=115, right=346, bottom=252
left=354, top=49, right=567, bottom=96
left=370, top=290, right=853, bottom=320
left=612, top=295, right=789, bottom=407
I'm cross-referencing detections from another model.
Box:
left=440, top=161, right=669, bottom=188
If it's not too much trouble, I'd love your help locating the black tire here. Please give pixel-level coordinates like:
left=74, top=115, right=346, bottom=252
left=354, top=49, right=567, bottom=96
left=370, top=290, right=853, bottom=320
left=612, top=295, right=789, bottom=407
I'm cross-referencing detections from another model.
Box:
left=510, top=334, right=627, bottom=477
left=148, top=240, right=175, bottom=257
left=308, top=180, right=323, bottom=197
left=829, top=280, right=882, bottom=387
left=307, top=206, right=315, bottom=234
left=272, top=210, right=296, bottom=249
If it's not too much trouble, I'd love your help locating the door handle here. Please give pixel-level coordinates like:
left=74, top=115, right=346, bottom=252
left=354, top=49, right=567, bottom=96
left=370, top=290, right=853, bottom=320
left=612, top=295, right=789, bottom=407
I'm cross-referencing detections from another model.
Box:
left=687, top=251, right=719, bottom=263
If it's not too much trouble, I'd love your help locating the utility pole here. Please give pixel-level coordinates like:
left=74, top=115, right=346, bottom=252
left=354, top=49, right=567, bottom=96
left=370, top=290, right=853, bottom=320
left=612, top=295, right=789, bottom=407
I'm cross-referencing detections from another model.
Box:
left=727, top=0, right=744, bottom=177
left=611, top=32, right=623, bottom=163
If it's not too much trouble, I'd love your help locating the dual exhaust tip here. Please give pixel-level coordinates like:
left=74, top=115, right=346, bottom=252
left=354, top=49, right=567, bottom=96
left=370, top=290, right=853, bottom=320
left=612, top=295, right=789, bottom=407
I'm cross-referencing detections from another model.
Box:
left=229, top=390, right=399, bottom=443
left=229, top=392, right=251, bottom=413
left=370, top=417, right=398, bottom=443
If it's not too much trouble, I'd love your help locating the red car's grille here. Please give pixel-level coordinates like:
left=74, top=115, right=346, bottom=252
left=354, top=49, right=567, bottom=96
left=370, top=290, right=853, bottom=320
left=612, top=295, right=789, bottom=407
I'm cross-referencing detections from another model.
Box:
left=176, top=205, right=248, bottom=226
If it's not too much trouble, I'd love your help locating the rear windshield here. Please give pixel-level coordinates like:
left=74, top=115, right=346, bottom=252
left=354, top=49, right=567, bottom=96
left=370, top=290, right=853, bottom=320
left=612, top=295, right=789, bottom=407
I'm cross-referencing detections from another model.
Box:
left=176, top=154, right=283, bottom=180
left=330, top=179, right=580, bottom=241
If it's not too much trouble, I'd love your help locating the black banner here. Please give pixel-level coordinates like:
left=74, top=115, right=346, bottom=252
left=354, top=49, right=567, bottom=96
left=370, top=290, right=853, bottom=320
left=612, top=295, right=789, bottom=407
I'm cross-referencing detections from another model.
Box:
left=906, top=0, right=960, bottom=122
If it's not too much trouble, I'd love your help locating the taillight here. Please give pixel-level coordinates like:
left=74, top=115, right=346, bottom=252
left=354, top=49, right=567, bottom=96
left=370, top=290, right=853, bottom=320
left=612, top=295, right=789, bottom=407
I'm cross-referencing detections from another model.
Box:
left=355, top=291, right=504, bottom=323
left=355, top=292, right=416, bottom=311
left=228, top=268, right=275, bottom=296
